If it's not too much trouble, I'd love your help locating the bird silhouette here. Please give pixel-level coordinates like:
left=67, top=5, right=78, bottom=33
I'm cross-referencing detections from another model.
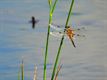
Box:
left=30, top=16, right=39, bottom=29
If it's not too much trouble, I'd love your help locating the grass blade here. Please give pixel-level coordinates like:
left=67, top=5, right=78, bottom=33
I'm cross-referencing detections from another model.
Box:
left=51, top=0, right=58, bottom=14
left=33, top=65, right=37, bottom=80
left=21, top=60, right=24, bottom=80
left=43, top=0, right=59, bottom=80
left=54, top=64, right=62, bottom=80
left=18, top=70, right=20, bottom=80
left=51, top=0, right=75, bottom=80
left=48, top=0, right=52, bottom=7
left=65, top=0, right=75, bottom=27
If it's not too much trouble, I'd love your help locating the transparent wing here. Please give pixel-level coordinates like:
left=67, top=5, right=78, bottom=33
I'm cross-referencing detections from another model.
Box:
left=50, top=23, right=85, bottom=39
left=50, top=31, right=76, bottom=40
left=50, top=31, right=65, bottom=38
left=50, top=24, right=86, bottom=32
left=49, top=24, right=64, bottom=31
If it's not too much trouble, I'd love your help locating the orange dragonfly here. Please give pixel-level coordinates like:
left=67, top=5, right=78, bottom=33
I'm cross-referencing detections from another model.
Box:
left=50, top=24, right=85, bottom=48
left=65, top=26, right=76, bottom=47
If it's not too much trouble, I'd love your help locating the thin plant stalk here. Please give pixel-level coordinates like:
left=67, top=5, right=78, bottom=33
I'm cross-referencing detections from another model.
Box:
left=21, top=60, right=24, bottom=80
left=33, top=65, right=37, bottom=80
left=51, top=0, right=74, bottom=80
left=18, top=70, right=20, bottom=80
left=48, top=0, right=52, bottom=8
left=43, top=0, right=58, bottom=80
left=54, top=65, right=62, bottom=80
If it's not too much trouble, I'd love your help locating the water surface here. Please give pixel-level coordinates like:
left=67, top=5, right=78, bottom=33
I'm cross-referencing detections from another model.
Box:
left=0, top=0, right=107, bottom=80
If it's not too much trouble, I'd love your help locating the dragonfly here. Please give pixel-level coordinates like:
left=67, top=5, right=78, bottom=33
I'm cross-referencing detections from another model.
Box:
left=49, top=23, right=85, bottom=48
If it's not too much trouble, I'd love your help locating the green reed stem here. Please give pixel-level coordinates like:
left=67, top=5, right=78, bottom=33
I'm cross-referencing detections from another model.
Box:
left=21, top=60, right=24, bottom=80
left=43, top=0, right=58, bottom=80
left=65, top=0, right=74, bottom=27
left=48, top=0, right=52, bottom=8
left=51, top=0, right=58, bottom=14
left=51, top=0, right=74, bottom=80
left=18, top=70, right=20, bottom=80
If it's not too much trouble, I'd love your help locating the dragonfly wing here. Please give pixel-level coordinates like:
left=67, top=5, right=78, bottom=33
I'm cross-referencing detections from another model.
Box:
left=50, top=31, right=68, bottom=39
left=49, top=24, right=64, bottom=31
left=50, top=32, right=64, bottom=38
left=75, top=34, right=85, bottom=37
left=74, top=27, right=86, bottom=31
left=50, top=31, right=76, bottom=40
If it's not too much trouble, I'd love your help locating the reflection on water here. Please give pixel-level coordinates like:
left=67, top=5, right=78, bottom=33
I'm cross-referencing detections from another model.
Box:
left=0, top=0, right=107, bottom=80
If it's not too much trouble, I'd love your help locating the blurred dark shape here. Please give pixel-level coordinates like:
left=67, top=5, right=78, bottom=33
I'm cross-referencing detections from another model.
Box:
left=30, top=16, right=39, bottom=29
left=76, top=27, right=86, bottom=31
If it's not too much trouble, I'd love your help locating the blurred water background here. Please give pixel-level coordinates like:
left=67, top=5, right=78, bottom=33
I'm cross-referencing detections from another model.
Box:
left=0, top=0, right=107, bottom=80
